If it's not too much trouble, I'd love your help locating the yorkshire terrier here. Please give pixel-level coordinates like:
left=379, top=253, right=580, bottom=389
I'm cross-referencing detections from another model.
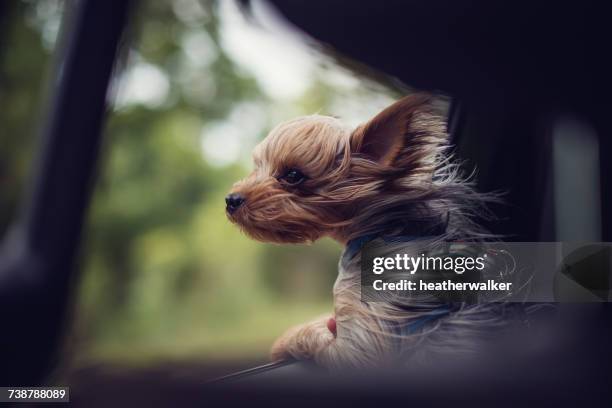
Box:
left=226, top=94, right=515, bottom=368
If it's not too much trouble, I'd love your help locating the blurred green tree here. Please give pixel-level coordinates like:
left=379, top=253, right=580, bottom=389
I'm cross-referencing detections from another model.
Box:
left=1, top=0, right=399, bottom=366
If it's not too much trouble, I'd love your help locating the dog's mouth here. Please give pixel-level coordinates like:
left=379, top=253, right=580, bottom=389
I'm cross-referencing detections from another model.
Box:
left=225, top=205, right=245, bottom=225
left=225, top=205, right=241, bottom=218
left=225, top=203, right=258, bottom=232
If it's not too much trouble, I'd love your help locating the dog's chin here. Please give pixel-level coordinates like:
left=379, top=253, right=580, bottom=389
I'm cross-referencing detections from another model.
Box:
left=248, top=229, right=314, bottom=244
left=227, top=211, right=323, bottom=244
left=242, top=224, right=322, bottom=244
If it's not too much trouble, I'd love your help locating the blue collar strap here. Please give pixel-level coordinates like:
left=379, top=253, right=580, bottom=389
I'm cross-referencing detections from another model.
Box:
left=344, top=233, right=379, bottom=261
left=344, top=233, right=422, bottom=261
left=343, top=215, right=449, bottom=262
left=402, top=306, right=452, bottom=335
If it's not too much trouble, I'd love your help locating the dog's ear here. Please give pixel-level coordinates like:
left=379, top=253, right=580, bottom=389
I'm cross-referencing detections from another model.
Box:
left=350, top=94, right=447, bottom=170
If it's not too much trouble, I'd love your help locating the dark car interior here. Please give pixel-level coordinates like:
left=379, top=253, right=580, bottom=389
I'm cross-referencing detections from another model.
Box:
left=0, top=0, right=611, bottom=406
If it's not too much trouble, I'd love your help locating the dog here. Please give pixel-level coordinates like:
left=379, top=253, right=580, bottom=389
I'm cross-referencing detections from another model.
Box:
left=226, top=93, right=520, bottom=368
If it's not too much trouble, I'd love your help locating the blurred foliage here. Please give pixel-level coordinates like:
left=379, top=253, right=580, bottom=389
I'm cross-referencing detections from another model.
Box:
left=0, top=0, right=60, bottom=233
left=0, top=0, right=398, bottom=366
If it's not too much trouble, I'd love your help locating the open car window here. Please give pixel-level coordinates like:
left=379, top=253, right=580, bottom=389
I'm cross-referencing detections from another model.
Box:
left=0, top=0, right=448, bottom=376
left=1, top=1, right=611, bottom=405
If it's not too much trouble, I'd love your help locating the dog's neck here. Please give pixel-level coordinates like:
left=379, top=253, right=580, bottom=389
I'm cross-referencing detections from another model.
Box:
left=334, top=210, right=450, bottom=245
left=340, top=214, right=449, bottom=260
left=344, top=232, right=379, bottom=259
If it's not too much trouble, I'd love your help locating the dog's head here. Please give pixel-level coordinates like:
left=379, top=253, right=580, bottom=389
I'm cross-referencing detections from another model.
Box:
left=226, top=94, right=449, bottom=244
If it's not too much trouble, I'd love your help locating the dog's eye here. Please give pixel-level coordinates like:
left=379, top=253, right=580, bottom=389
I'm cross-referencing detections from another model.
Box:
left=279, top=168, right=306, bottom=185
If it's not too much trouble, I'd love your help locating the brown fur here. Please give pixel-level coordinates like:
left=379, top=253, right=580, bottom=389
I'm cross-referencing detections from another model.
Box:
left=227, top=94, right=505, bottom=368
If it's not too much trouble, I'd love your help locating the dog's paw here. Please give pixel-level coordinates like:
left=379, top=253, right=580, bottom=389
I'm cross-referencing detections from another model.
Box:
left=270, top=316, right=335, bottom=362
left=270, top=327, right=299, bottom=361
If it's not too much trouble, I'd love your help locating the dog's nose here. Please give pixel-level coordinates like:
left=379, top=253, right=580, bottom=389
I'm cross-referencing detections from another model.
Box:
left=225, top=193, right=245, bottom=213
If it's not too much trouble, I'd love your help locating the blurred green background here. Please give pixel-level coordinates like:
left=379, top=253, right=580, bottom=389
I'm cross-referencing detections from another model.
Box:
left=0, top=0, right=399, bottom=368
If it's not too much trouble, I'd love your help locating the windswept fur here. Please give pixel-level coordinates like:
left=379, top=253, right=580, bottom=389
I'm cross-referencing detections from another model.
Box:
left=227, top=93, right=515, bottom=368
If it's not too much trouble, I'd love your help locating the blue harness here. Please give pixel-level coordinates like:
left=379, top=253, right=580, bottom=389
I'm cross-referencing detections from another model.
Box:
left=343, top=233, right=453, bottom=334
